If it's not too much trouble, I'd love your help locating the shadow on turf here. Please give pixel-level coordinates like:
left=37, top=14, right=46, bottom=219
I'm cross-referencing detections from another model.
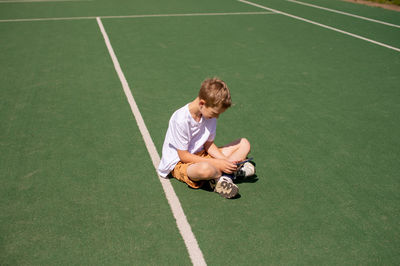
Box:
left=190, top=175, right=258, bottom=199
left=194, top=185, right=242, bottom=199
left=234, top=174, right=259, bottom=184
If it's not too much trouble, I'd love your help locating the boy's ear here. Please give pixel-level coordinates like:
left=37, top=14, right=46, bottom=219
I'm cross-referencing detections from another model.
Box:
left=199, top=99, right=206, bottom=106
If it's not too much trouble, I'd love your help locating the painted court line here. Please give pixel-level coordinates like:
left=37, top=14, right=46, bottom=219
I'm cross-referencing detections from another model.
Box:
left=287, top=0, right=400, bottom=29
left=96, top=17, right=206, bottom=266
left=0, top=11, right=274, bottom=23
left=238, top=0, right=400, bottom=52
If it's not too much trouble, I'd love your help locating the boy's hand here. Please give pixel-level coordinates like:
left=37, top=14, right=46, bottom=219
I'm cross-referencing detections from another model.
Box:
left=214, top=159, right=237, bottom=174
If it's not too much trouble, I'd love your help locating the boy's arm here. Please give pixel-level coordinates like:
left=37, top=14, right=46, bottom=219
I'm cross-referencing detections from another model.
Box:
left=177, top=149, right=237, bottom=174
left=177, top=149, right=211, bottom=164
left=203, top=141, right=227, bottom=160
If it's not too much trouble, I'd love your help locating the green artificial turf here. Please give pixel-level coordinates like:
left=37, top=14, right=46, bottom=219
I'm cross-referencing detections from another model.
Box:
left=0, top=20, right=190, bottom=265
left=1, top=0, right=399, bottom=264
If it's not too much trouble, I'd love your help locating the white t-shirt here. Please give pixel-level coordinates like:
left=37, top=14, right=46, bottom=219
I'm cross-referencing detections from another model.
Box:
left=158, top=104, right=217, bottom=178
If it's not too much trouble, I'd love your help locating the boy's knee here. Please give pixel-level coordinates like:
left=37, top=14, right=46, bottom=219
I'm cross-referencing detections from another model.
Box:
left=199, top=163, right=220, bottom=179
left=190, top=162, right=220, bottom=180
left=240, top=138, right=251, bottom=150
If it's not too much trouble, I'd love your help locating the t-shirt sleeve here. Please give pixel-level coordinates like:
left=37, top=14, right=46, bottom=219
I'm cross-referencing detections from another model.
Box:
left=169, top=120, right=189, bottom=151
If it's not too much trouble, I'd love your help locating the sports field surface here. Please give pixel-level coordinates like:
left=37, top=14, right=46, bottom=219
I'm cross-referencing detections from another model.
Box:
left=1, top=0, right=399, bottom=265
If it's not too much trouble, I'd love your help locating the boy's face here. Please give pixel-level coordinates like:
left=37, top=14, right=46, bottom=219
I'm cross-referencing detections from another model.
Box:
left=199, top=100, right=226, bottom=119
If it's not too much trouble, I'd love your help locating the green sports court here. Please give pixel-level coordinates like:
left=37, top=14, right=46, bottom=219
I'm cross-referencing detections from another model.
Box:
left=1, top=0, right=399, bottom=264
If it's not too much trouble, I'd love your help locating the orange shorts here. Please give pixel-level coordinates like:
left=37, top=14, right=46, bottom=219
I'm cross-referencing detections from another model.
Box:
left=171, top=150, right=212, bottom=189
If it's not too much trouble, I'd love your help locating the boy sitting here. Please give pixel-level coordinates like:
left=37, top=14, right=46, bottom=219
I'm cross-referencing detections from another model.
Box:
left=157, top=78, right=255, bottom=199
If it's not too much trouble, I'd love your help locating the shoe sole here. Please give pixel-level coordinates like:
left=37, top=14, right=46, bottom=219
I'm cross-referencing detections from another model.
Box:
left=215, top=180, right=239, bottom=199
left=234, top=162, right=255, bottom=180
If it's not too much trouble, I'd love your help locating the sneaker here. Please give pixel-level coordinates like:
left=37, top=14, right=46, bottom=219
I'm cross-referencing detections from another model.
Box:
left=234, top=162, right=255, bottom=180
left=209, top=178, right=217, bottom=191
left=214, top=175, right=239, bottom=199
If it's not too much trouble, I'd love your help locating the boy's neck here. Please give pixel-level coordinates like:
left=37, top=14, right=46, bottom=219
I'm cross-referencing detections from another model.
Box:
left=188, top=98, right=202, bottom=122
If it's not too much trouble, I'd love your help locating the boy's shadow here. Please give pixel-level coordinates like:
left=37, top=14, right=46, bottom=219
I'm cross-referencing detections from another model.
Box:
left=233, top=174, right=259, bottom=184
left=197, top=175, right=259, bottom=199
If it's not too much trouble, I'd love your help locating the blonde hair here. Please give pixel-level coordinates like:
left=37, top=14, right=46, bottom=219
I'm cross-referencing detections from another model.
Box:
left=198, top=78, right=232, bottom=108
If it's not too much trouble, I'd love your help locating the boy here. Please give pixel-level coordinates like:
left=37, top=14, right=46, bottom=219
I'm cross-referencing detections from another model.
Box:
left=157, top=78, right=255, bottom=199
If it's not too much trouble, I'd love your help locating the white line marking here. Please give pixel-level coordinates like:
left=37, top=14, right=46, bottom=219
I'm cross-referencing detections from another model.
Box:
left=96, top=17, right=207, bottom=266
left=238, top=0, right=400, bottom=52
left=0, top=11, right=274, bottom=23
left=287, top=0, right=400, bottom=29
left=102, top=11, right=274, bottom=19
left=0, top=0, right=91, bottom=3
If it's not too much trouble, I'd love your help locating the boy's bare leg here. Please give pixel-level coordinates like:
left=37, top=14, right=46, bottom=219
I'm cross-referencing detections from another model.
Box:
left=186, top=138, right=250, bottom=181
left=186, top=154, right=241, bottom=199
left=220, top=138, right=251, bottom=162
left=188, top=162, right=239, bottom=199
left=187, top=162, right=221, bottom=181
